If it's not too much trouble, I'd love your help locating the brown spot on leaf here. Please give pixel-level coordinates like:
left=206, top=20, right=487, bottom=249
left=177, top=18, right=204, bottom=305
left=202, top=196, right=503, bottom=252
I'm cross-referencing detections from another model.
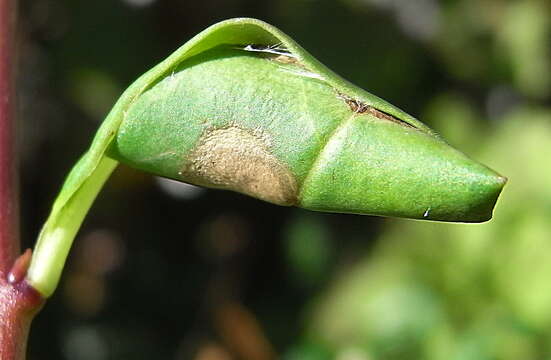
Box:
left=338, top=92, right=417, bottom=129
left=272, top=54, right=300, bottom=65
left=343, top=97, right=369, bottom=113
left=181, top=126, right=297, bottom=206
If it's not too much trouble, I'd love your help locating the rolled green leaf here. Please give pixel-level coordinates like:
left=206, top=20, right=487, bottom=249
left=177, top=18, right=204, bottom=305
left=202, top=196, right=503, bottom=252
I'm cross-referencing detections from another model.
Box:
left=110, top=18, right=505, bottom=222
left=27, top=18, right=506, bottom=297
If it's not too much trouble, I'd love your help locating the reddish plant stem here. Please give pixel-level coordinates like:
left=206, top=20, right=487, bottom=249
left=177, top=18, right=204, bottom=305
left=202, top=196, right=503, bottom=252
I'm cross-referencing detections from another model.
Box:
left=0, top=1, right=45, bottom=359
left=0, top=0, right=19, bottom=276
left=0, top=279, right=43, bottom=360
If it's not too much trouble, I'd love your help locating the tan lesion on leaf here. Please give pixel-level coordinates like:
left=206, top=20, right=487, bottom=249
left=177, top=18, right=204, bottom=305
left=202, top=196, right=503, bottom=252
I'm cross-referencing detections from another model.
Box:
left=180, top=126, right=298, bottom=206
left=272, top=54, right=300, bottom=65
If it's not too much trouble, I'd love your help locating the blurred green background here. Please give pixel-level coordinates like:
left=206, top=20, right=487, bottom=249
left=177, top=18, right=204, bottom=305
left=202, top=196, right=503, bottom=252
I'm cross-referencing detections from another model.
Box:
left=17, top=0, right=551, bottom=359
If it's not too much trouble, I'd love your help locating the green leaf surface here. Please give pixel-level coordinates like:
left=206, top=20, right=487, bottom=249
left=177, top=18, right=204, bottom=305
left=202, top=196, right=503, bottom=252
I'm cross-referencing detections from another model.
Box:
left=27, top=18, right=506, bottom=297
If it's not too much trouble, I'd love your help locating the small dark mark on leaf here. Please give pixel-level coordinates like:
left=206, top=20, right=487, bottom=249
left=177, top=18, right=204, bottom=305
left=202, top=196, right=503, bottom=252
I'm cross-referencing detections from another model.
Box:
left=341, top=96, right=369, bottom=113
left=337, top=92, right=417, bottom=129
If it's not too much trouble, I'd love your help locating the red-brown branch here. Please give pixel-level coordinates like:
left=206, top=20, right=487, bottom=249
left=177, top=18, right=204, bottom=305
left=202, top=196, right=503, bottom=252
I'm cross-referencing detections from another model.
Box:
left=0, top=279, right=43, bottom=360
left=0, top=0, right=19, bottom=276
left=0, top=1, right=45, bottom=359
